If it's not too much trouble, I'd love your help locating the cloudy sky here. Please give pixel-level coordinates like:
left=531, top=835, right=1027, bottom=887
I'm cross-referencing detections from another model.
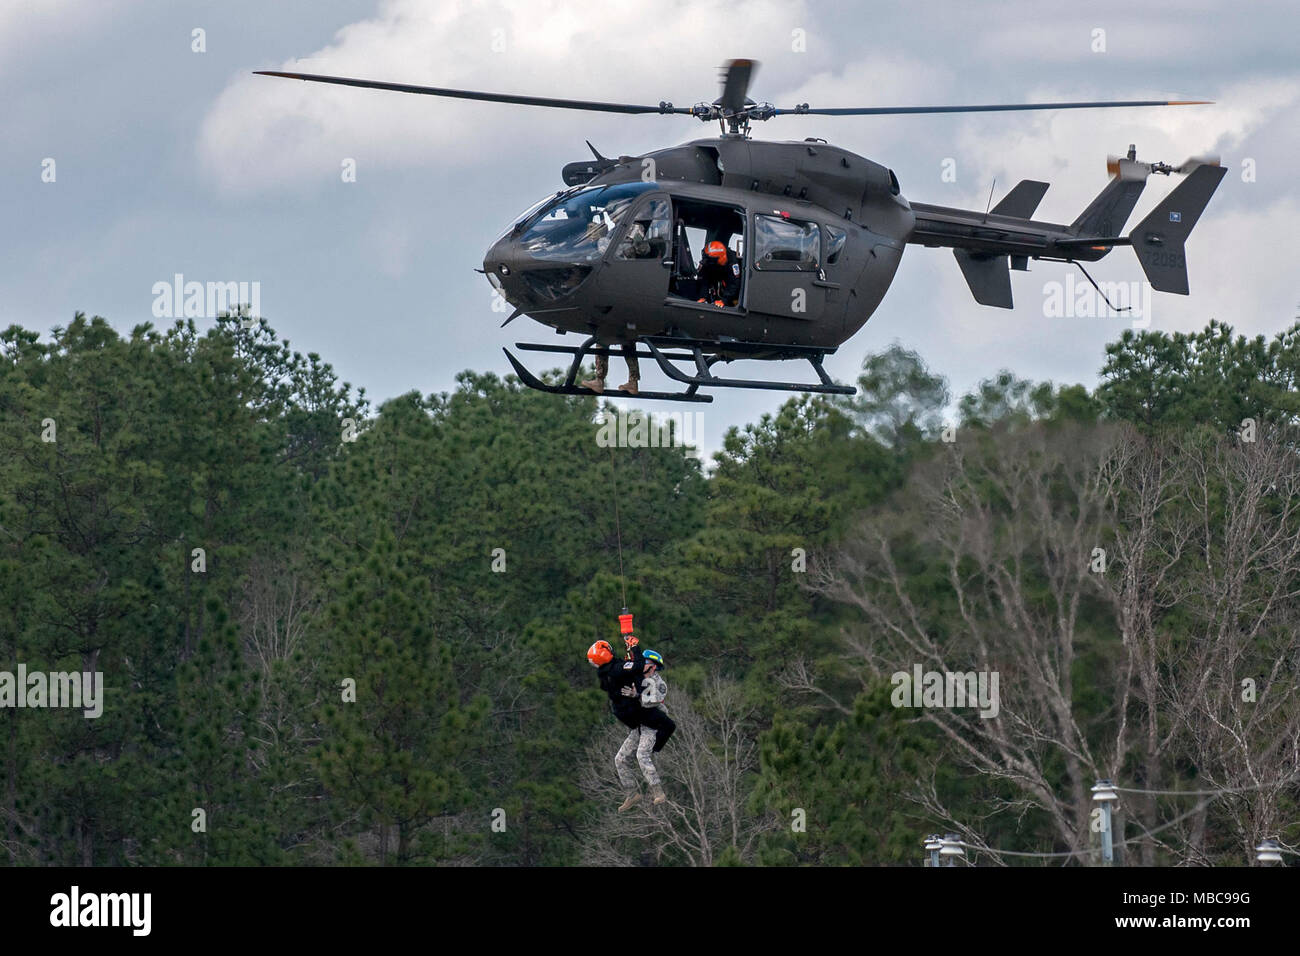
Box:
left=4, top=0, right=1297, bottom=456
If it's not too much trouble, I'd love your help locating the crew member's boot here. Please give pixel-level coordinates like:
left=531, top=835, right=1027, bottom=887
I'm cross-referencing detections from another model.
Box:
left=618, top=791, right=642, bottom=812
left=581, top=353, right=609, bottom=393
left=649, top=784, right=667, bottom=805
left=617, top=349, right=640, bottom=396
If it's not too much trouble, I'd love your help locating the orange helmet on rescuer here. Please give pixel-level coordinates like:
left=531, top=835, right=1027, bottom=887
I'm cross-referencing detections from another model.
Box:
left=587, top=640, right=614, bottom=667
left=705, top=241, right=728, bottom=266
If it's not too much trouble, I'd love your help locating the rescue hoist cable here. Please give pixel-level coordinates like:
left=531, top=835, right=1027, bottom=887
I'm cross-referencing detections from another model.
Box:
left=607, top=439, right=628, bottom=610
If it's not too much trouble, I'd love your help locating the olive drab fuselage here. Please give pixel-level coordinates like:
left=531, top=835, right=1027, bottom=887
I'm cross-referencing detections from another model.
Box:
left=483, top=137, right=912, bottom=355
left=254, top=62, right=1220, bottom=387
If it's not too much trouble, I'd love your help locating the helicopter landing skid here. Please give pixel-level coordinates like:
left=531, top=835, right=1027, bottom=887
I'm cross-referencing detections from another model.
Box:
left=504, top=334, right=855, bottom=402
left=641, top=336, right=855, bottom=396
left=504, top=337, right=713, bottom=403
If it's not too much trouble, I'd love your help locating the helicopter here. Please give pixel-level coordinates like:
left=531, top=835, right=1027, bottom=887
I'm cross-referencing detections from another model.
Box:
left=256, top=59, right=1225, bottom=403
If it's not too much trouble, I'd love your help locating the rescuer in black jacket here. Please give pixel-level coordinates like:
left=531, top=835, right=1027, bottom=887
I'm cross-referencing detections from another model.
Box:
left=589, top=639, right=646, bottom=729
left=696, top=240, right=742, bottom=306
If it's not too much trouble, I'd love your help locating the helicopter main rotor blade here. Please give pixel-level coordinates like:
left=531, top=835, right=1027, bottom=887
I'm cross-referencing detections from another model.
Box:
left=717, top=58, right=756, bottom=113
left=775, top=99, right=1212, bottom=117
left=254, top=71, right=694, bottom=115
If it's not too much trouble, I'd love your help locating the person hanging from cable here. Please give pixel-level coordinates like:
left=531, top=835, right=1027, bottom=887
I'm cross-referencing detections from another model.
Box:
left=588, top=632, right=649, bottom=809
left=587, top=612, right=673, bottom=809
left=611, top=646, right=671, bottom=809
left=608, top=647, right=665, bottom=811
left=588, top=636, right=644, bottom=728
left=635, top=645, right=674, bottom=748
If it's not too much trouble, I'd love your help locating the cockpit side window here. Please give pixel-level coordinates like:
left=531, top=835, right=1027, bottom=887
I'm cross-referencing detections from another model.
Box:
left=753, top=215, right=820, bottom=271
left=519, top=182, right=656, bottom=263
left=615, top=196, right=672, bottom=260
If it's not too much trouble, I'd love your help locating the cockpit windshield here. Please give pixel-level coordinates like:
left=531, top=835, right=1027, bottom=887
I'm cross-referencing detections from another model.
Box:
left=518, top=182, right=657, bottom=262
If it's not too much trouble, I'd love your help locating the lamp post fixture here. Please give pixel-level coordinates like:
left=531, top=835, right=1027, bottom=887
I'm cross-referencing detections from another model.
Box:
left=939, top=833, right=965, bottom=867
left=1092, top=779, right=1120, bottom=866
left=1255, top=839, right=1283, bottom=865
left=923, top=833, right=943, bottom=868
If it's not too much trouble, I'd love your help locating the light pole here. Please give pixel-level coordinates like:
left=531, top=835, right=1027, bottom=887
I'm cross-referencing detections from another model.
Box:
left=923, top=833, right=943, bottom=868
left=1255, top=839, right=1283, bottom=865
left=1092, top=779, right=1119, bottom=866
left=939, top=833, right=965, bottom=867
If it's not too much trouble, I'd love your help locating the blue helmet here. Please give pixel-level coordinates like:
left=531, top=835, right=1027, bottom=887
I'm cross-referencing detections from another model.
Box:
left=642, top=649, right=664, bottom=668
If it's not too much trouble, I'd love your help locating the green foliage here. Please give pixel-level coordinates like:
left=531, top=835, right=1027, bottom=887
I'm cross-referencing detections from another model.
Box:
left=1098, top=319, right=1300, bottom=431
left=2, top=313, right=1291, bottom=867
left=755, top=684, right=945, bottom=865
left=847, top=342, right=950, bottom=447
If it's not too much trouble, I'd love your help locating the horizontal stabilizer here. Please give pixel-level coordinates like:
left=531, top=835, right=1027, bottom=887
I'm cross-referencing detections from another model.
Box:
left=953, top=250, right=1012, bottom=308
left=1130, top=163, right=1227, bottom=294
left=991, top=180, right=1049, bottom=219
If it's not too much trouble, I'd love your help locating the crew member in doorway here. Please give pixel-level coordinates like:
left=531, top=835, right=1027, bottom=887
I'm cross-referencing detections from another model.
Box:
left=697, top=240, right=741, bottom=307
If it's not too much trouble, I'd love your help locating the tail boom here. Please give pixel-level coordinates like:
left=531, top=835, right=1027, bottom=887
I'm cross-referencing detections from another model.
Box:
left=906, top=156, right=1225, bottom=305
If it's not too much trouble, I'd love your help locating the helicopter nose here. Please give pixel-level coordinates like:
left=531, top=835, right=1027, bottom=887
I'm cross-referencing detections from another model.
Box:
left=483, top=234, right=593, bottom=308
left=483, top=235, right=525, bottom=302
left=483, top=235, right=510, bottom=279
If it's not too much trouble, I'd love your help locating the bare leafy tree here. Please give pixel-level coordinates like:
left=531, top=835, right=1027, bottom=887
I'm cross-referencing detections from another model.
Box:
left=808, top=419, right=1300, bottom=864
left=577, top=676, right=778, bottom=866
left=808, top=422, right=1125, bottom=858
left=1156, top=426, right=1300, bottom=863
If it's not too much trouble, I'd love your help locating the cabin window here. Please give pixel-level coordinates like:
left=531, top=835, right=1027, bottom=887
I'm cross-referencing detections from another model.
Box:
left=615, top=196, right=672, bottom=260
left=518, top=182, right=656, bottom=262
left=753, top=215, right=820, bottom=271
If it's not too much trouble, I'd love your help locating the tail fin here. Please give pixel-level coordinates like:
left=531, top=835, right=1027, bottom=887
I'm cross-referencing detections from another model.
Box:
left=953, top=250, right=1012, bottom=308
left=1070, top=167, right=1147, bottom=237
left=1130, top=164, right=1227, bottom=294
left=991, top=180, right=1049, bottom=219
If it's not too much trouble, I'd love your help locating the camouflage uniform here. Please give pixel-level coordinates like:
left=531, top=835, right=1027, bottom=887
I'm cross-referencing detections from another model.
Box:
left=583, top=343, right=639, bottom=394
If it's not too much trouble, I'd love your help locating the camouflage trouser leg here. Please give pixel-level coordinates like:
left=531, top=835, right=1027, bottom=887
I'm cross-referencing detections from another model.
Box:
left=615, top=728, right=640, bottom=790
left=593, top=352, right=609, bottom=381
left=620, top=343, right=639, bottom=383
left=635, top=728, right=660, bottom=787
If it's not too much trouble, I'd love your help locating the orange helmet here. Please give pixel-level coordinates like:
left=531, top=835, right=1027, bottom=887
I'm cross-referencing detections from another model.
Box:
left=705, top=241, right=728, bottom=266
left=587, top=640, right=614, bottom=667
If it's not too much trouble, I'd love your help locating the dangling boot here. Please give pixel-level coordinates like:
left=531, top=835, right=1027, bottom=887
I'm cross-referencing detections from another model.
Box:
left=581, top=353, right=609, bottom=393
left=618, top=791, right=642, bottom=812
left=617, top=350, right=640, bottom=396
left=650, top=784, right=667, bottom=805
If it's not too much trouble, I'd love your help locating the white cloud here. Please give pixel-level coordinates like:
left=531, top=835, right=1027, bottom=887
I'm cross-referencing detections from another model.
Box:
left=199, top=0, right=813, bottom=193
